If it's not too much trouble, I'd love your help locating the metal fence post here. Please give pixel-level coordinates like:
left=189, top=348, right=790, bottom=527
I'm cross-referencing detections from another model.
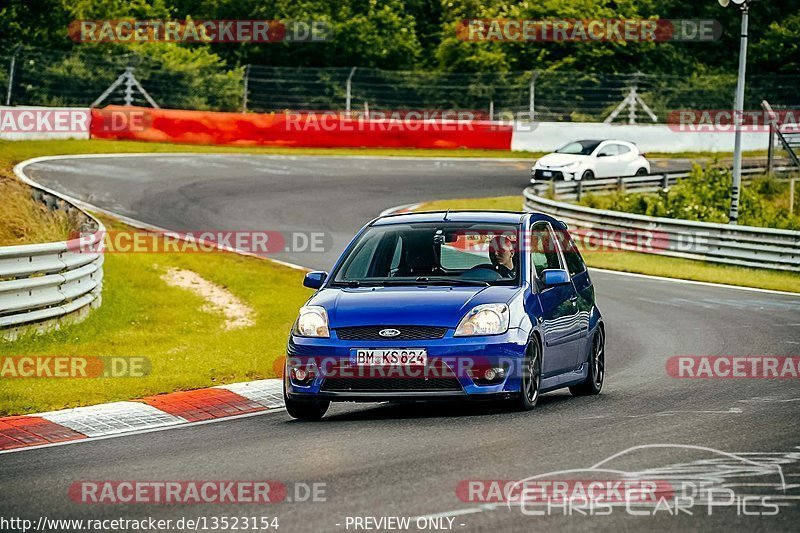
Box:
left=529, top=71, right=539, bottom=122
left=489, top=100, right=494, bottom=121
left=576, top=180, right=583, bottom=201
left=242, top=64, right=250, bottom=113
left=767, top=120, right=775, bottom=176
left=618, top=177, right=625, bottom=193
left=5, top=45, right=21, bottom=106
left=345, top=67, right=357, bottom=116
left=661, top=173, right=669, bottom=189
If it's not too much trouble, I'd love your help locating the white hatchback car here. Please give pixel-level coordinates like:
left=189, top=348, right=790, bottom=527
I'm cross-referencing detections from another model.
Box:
left=531, top=140, right=651, bottom=182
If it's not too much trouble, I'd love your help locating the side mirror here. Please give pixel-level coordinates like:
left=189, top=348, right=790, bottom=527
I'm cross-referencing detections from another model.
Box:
left=303, top=271, right=328, bottom=289
left=597, top=151, right=611, bottom=157
left=541, top=269, right=570, bottom=287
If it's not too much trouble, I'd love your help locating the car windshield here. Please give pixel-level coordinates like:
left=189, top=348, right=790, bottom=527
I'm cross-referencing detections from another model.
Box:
left=331, top=222, right=521, bottom=287
left=556, top=140, right=602, bottom=155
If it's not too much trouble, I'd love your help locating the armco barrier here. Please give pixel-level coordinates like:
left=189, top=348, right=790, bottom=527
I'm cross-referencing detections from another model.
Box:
left=524, top=171, right=800, bottom=272
left=538, top=166, right=796, bottom=202
left=0, top=187, right=104, bottom=340
left=90, top=106, right=514, bottom=150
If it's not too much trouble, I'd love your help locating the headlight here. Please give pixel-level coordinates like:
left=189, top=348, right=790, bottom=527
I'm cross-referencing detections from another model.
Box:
left=561, top=161, right=580, bottom=170
left=293, top=306, right=329, bottom=337
left=455, top=304, right=510, bottom=336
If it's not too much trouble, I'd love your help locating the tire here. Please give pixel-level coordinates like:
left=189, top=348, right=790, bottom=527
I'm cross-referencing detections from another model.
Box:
left=581, top=170, right=595, bottom=181
left=284, top=393, right=330, bottom=420
left=570, top=327, right=605, bottom=396
left=635, top=167, right=648, bottom=176
left=514, top=339, right=542, bottom=411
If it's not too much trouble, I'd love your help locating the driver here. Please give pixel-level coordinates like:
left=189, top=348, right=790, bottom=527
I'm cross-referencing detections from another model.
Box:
left=488, top=234, right=517, bottom=278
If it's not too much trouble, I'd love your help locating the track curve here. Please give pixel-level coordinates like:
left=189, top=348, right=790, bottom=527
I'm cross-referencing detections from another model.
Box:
left=1, top=154, right=798, bottom=532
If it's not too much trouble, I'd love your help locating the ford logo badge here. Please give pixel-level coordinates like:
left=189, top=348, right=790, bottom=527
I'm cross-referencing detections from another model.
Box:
left=379, top=328, right=401, bottom=338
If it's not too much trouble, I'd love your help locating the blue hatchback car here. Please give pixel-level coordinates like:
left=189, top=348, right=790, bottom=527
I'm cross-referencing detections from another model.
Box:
left=284, top=211, right=604, bottom=420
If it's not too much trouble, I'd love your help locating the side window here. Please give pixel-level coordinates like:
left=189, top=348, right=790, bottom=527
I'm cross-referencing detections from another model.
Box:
left=599, top=144, right=618, bottom=156
left=560, top=233, right=587, bottom=276
left=529, top=222, right=562, bottom=279
left=616, top=144, right=631, bottom=155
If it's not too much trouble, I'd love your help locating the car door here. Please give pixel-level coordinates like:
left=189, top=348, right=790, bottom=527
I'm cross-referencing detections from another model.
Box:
left=593, top=142, right=621, bottom=178
left=559, top=232, right=593, bottom=366
left=527, top=221, right=582, bottom=376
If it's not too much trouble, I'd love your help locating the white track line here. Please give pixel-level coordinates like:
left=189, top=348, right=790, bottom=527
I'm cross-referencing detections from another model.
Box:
left=589, top=268, right=800, bottom=297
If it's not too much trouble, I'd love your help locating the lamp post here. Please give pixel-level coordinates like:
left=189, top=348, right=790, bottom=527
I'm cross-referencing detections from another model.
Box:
left=718, top=0, right=750, bottom=224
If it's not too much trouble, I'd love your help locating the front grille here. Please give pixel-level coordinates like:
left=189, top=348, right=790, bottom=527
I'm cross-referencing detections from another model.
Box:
left=335, top=326, right=447, bottom=341
left=534, top=169, right=564, bottom=181
left=321, top=376, right=463, bottom=392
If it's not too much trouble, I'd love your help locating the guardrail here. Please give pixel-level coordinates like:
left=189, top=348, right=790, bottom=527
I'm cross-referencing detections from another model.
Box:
left=0, top=186, right=104, bottom=339
left=524, top=167, right=800, bottom=272
left=534, top=166, right=796, bottom=202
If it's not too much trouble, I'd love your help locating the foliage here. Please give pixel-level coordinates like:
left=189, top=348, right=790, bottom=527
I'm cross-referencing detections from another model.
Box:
left=1, top=0, right=799, bottom=75
left=579, top=166, right=800, bottom=230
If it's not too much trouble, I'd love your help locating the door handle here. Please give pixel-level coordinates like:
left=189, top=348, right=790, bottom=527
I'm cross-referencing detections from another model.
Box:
left=569, top=295, right=578, bottom=305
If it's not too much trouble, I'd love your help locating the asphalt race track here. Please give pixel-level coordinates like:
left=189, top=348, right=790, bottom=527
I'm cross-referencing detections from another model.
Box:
left=2, top=154, right=799, bottom=532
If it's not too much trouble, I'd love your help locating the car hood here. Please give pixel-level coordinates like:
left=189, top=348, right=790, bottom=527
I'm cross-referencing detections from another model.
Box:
left=310, top=285, right=521, bottom=328
left=536, top=153, right=589, bottom=168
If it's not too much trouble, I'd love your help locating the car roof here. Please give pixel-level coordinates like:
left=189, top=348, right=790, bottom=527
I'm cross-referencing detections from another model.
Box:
left=372, top=210, right=526, bottom=226
left=570, top=139, right=634, bottom=145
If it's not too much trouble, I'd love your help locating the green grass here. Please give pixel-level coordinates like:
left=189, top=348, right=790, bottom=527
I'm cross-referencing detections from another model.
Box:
left=0, top=217, right=311, bottom=416
left=414, top=196, right=799, bottom=293
left=0, top=174, right=81, bottom=246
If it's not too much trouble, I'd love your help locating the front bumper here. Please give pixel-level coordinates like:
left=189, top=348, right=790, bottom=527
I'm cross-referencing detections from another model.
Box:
left=285, top=328, right=529, bottom=402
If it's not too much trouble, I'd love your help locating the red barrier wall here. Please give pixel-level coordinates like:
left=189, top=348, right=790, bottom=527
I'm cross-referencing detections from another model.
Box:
left=90, top=107, right=513, bottom=150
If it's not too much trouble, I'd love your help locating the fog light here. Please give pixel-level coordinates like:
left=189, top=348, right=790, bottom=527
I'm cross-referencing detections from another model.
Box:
left=293, top=368, right=308, bottom=381
left=480, top=367, right=505, bottom=383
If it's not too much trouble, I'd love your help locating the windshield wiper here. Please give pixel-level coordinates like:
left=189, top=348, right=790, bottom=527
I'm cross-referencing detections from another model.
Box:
left=414, top=276, right=490, bottom=287
left=329, top=280, right=384, bottom=288
left=332, top=278, right=490, bottom=288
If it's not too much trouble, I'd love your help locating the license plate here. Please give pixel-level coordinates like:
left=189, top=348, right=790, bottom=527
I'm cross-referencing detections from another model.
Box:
left=351, top=349, right=427, bottom=366
left=542, top=171, right=552, bottom=177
